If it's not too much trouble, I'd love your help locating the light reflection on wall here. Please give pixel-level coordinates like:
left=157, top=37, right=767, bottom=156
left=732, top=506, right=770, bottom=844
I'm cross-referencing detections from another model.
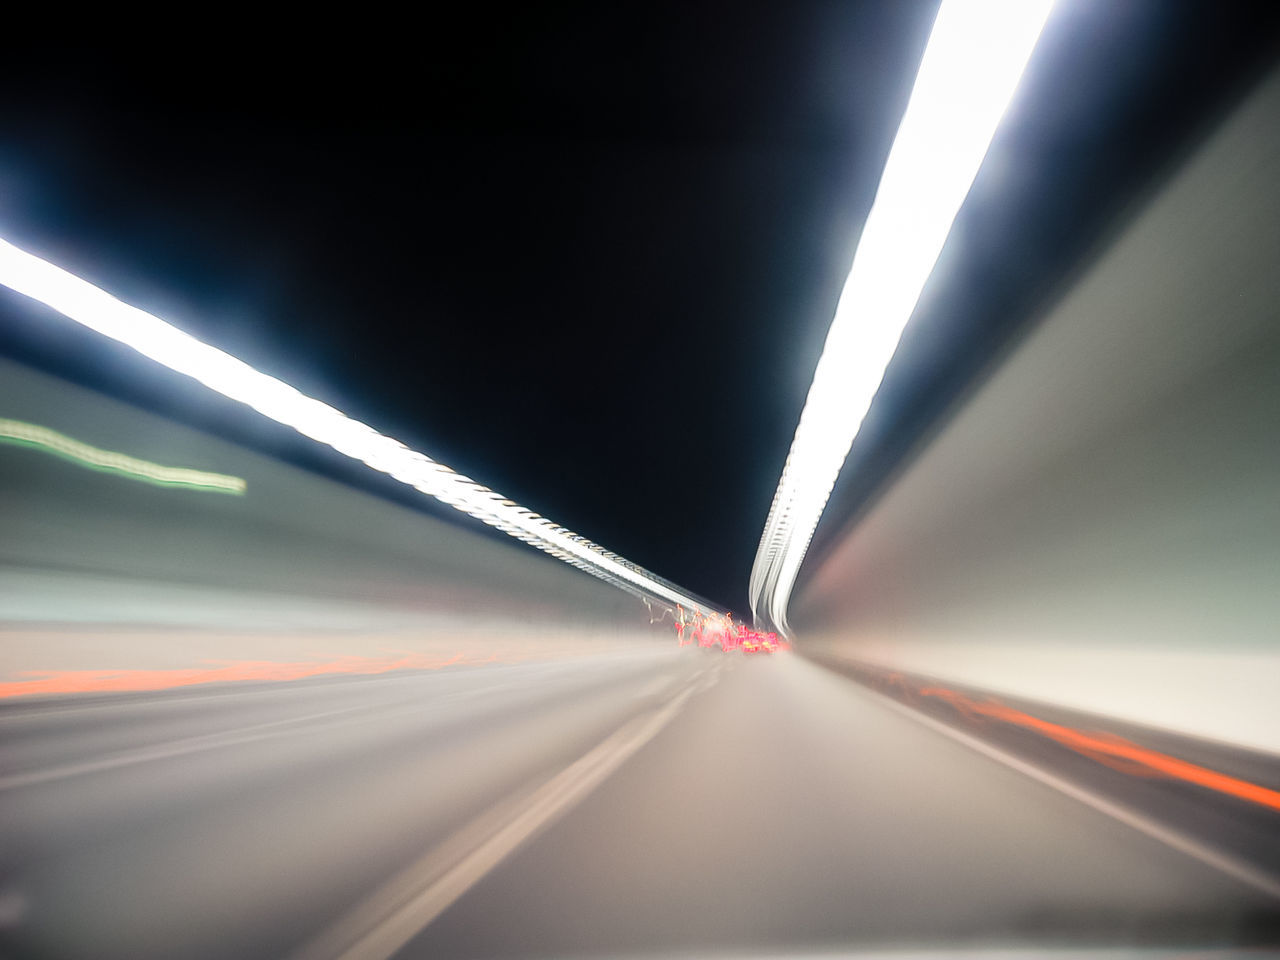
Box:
left=0, top=417, right=246, bottom=494
left=0, top=357, right=671, bottom=697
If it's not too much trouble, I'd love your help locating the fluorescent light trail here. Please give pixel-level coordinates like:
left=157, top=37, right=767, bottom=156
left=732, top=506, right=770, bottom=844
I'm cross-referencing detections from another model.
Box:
left=0, top=238, right=716, bottom=616
left=750, top=0, right=1053, bottom=635
left=0, top=417, right=246, bottom=493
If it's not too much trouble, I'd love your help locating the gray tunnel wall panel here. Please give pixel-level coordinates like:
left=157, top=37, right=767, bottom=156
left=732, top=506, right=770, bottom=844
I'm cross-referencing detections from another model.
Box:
left=0, top=356, right=666, bottom=680
left=793, top=66, right=1280, bottom=754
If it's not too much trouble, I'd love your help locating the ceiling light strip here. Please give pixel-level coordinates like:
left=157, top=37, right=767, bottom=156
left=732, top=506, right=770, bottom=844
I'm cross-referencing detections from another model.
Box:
left=0, top=238, right=714, bottom=614
left=750, top=0, right=1053, bottom=634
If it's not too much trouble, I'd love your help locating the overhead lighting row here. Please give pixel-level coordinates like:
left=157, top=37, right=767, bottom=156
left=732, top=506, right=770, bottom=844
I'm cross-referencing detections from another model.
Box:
left=0, top=238, right=717, bottom=616
left=749, top=0, right=1054, bottom=634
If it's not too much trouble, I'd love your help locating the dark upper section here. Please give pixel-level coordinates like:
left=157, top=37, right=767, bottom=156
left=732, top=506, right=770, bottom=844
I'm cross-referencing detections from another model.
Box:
left=1, top=3, right=1276, bottom=609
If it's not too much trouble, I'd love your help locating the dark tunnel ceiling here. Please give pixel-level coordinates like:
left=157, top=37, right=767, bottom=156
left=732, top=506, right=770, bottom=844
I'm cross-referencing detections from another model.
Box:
left=1, top=2, right=1277, bottom=611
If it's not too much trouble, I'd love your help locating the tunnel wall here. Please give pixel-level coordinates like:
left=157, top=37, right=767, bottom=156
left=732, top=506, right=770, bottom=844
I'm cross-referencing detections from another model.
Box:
left=0, top=355, right=669, bottom=687
left=792, top=67, right=1280, bottom=754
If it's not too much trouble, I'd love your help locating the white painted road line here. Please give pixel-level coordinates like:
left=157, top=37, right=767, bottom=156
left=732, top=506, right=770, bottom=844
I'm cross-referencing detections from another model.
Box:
left=290, top=679, right=700, bottom=960
left=859, top=678, right=1280, bottom=901
left=0, top=703, right=374, bottom=791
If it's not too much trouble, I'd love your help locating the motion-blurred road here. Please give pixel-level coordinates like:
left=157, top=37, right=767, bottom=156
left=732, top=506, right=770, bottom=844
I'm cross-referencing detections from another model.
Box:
left=3, top=650, right=1275, bottom=959
left=1, top=10, right=1278, bottom=960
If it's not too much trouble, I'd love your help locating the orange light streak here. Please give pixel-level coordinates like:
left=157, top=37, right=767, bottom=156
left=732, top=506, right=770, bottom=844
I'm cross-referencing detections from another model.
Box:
left=898, top=680, right=1280, bottom=813
left=0, top=651, right=507, bottom=699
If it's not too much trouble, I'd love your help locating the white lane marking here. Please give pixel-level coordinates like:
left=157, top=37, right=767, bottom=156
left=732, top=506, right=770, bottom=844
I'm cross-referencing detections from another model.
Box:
left=634, top=673, right=678, bottom=699
left=0, top=703, right=376, bottom=791
left=636, top=660, right=723, bottom=700
left=696, top=664, right=725, bottom=692
left=291, top=682, right=698, bottom=960
left=859, top=681, right=1280, bottom=901
left=1, top=661, right=674, bottom=791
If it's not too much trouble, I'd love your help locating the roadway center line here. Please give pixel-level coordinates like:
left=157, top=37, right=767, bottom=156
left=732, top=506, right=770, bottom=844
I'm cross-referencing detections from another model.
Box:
left=289, top=675, right=703, bottom=960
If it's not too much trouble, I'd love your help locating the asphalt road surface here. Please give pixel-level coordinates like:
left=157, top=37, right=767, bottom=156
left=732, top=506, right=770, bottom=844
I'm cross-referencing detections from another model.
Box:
left=1, top=650, right=1276, bottom=960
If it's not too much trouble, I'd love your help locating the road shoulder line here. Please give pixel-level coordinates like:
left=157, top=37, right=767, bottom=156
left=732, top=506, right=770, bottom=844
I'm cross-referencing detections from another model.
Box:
left=853, top=675, right=1280, bottom=901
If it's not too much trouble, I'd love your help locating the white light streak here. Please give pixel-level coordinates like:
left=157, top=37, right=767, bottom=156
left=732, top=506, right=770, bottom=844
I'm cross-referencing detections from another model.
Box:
left=0, top=237, right=716, bottom=615
left=750, top=0, right=1053, bottom=635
